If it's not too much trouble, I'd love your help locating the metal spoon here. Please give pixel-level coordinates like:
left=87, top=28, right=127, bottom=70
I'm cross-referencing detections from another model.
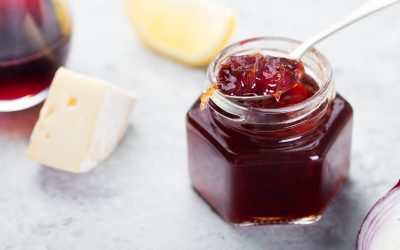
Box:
left=221, top=0, right=400, bottom=101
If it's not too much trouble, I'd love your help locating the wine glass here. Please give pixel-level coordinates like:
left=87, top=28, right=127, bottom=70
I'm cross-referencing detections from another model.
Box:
left=0, top=0, right=72, bottom=112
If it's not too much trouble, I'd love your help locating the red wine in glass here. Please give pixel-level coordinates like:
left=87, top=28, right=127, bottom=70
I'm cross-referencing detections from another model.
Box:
left=0, top=0, right=72, bottom=111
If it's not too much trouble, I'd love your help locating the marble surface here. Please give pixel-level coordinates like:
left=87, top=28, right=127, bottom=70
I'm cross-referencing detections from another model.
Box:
left=1, top=0, right=400, bottom=249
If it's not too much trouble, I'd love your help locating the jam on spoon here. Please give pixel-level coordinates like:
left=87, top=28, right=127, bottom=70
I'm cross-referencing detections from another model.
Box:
left=200, top=0, right=400, bottom=111
left=200, top=53, right=305, bottom=109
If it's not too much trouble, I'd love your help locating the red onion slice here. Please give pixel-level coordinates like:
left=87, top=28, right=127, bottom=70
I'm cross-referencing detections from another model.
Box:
left=356, top=180, right=400, bottom=250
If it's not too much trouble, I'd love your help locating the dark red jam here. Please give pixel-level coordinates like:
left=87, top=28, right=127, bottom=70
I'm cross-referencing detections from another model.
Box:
left=187, top=53, right=353, bottom=225
left=0, top=0, right=71, bottom=101
left=217, top=53, right=304, bottom=100
left=236, top=74, right=318, bottom=109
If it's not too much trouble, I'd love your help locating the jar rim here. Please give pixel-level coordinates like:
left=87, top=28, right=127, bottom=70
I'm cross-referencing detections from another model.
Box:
left=206, top=36, right=333, bottom=115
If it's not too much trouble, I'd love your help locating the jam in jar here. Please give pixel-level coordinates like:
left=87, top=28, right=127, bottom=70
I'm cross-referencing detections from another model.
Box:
left=186, top=37, right=353, bottom=225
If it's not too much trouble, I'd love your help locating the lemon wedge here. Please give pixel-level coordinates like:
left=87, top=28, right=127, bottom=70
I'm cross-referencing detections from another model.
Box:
left=125, top=0, right=236, bottom=66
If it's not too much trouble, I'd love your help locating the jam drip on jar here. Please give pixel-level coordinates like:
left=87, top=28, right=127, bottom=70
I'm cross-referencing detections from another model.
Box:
left=200, top=53, right=308, bottom=109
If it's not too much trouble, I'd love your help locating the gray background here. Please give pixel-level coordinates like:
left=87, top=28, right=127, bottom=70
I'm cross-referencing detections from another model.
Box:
left=1, top=0, right=400, bottom=249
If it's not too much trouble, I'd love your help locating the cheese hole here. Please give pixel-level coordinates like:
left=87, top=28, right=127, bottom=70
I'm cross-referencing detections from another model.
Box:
left=67, top=96, right=77, bottom=107
left=45, top=106, right=54, bottom=117
left=44, top=132, right=51, bottom=139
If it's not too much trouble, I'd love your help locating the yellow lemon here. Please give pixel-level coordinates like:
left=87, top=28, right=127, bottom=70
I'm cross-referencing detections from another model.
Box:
left=52, top=0, right=73, bottom=37
left=125, top=0, right=236, bottom=66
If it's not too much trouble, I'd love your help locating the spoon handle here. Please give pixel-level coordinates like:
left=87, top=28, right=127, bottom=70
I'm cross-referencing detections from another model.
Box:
left=289, top=0, right=400, bottom=59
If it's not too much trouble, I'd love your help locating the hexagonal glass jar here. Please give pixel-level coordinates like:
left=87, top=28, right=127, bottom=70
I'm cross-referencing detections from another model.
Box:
left=186, top=37, right=353, bottom=225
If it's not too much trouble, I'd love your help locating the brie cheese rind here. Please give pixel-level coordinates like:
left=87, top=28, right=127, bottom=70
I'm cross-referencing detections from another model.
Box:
left=27, top=67, right=136, bottom=173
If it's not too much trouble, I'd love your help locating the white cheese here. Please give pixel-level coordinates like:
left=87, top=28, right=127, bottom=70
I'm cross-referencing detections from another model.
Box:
left=26, top=67, right=136, bottom=173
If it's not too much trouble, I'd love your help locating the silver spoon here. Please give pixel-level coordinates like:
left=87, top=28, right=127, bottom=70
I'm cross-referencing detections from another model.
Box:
left=221, top=0, right=400, bottom=101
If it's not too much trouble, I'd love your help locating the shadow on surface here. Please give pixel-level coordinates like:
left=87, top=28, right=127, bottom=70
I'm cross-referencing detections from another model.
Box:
left=37, top=166, right=120, bottom=207
left=35, top=126, right=139, bottom=206
left=0, top=103, right=42, bottom=139
left=226, top=180, right=362, bottom=250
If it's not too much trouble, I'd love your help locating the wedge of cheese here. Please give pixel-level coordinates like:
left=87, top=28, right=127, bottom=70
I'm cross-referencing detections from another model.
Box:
left=27, top=68, right=136, bottom=173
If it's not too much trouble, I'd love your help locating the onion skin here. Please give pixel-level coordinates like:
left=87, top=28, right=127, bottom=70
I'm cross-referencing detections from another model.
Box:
left=356, top=180, right=400, bottom=250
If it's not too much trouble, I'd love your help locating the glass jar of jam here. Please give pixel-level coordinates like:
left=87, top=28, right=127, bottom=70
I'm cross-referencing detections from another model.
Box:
left=186, top=37, right=353, bottom=225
